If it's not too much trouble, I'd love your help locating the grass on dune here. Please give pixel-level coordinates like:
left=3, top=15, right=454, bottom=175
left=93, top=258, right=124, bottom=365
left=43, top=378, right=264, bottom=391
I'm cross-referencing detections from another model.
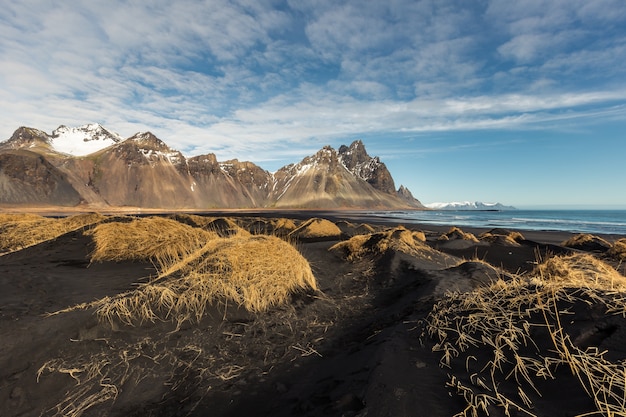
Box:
left=0, top=212, right=106, bottom=253
left=41, top=217, right=318, bottom=416
left=425, top=253, right=626, bottom=417
left=438, top=226, right=479, bottom=243
left=62, top=216, right=316, bottom=327
left=562, top=233, right=611, bottom=251
left=96, top=234, right=317, bottom=327
left=608, top=238, right=626, bottom=261
left=86, top=216, right=218, bottom=272
left=479, top=230, right=525, bottom=246
left=288, top=218, right=342, bottom=239
left=330, top=226, right=429, bottom=262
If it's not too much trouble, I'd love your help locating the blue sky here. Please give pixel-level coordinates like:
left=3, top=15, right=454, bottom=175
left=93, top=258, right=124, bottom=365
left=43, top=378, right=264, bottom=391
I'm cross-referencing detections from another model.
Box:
left=1, top=0, right=625, bottom=208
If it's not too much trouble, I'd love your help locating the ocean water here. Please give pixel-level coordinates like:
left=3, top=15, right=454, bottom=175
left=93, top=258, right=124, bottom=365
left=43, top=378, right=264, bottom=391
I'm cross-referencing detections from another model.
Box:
left=365, top=210, right=626, bottom=236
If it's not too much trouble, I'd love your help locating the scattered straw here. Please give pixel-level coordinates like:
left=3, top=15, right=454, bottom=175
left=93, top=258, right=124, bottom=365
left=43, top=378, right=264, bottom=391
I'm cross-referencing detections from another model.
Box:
left=425, top=253, right=626, bottom=417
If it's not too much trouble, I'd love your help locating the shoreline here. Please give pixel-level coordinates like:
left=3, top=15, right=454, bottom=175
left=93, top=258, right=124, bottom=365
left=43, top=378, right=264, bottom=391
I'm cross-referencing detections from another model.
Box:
left=1, top=206, right=624, bottom=244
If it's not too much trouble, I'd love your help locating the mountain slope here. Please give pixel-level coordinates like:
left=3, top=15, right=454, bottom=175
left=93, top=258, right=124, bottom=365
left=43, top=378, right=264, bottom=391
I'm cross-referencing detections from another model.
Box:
left=83, top=132, right=197, bottom=208
left=0, top=149, right=82, bottom=206
left=0, top=125, right=424, bottom=210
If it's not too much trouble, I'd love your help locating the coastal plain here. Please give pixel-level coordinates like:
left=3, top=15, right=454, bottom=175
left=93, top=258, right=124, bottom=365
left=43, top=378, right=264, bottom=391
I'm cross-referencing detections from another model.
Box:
left=1, top=211, right=626, bottom=417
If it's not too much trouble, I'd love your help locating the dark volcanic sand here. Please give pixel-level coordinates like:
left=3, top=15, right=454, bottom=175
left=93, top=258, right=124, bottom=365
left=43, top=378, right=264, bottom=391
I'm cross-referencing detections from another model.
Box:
left=1, top=211, right=625, bottom=417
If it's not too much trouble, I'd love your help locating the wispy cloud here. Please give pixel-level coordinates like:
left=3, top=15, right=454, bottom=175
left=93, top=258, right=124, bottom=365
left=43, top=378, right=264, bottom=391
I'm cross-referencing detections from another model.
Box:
left=1, top=0, right=625, bottom=170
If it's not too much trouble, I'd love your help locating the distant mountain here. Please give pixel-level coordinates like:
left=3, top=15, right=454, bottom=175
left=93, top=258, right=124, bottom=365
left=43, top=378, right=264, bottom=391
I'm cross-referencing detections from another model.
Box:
left=0, top=125, right=424, bottom=210
left=425, top=201, right=516, bottom=211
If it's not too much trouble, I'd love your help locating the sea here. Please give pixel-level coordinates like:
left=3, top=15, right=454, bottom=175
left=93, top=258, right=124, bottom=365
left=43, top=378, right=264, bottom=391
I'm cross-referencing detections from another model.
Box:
left=364, top=210, right=626, bottom=236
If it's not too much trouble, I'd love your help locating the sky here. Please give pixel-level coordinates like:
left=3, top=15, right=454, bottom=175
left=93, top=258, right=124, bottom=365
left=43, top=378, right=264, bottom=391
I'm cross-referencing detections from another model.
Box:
left=1, top=0, right=625, bottom=208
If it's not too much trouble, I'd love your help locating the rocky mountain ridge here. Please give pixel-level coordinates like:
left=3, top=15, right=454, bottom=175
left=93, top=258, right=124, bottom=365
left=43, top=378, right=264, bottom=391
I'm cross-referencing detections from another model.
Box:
left=0, top=124, right=424, bottom=210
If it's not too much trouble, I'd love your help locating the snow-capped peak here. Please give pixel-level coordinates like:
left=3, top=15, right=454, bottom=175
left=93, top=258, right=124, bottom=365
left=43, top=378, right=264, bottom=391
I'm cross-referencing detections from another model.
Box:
left=49, top=124, right=123, bottom=156
left=425, top=201, right=516, bottom=210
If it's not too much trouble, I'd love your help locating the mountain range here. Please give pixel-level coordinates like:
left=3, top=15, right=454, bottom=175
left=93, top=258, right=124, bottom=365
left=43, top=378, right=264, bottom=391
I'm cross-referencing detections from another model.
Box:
left=424, top=201, right=516, bottom=211
left=0, top=124, right=424, bottom=210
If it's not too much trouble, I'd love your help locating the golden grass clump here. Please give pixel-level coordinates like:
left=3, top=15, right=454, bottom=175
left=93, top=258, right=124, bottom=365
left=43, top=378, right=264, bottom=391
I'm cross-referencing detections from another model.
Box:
left=269, top=217, right=297, bottom=236
left=561, top=233, right=611, bottom=251
left=330, top=226, right=430, bottom=262
left=479, top=230, right=525, bottom=246
left=425, top=253, right=626, bottom=417
left=533, top=253, right=626, bottom=290
left=96, top=234, right=317, bottom=327
left=608, top=238, right=626, bottom=261
left=437, top=226, right=479, bottom=243
left=87, top=217, right=217, bottom=270
left=0, top=212, right=106, bottom=253
left=288, top=218, right=342, bottom=239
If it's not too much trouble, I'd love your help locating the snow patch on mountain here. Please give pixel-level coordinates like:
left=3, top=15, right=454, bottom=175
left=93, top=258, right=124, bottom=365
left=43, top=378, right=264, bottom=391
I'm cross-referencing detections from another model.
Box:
left=50, top=124, right=123, bottom=156
left=425, top=201, right=516, bottom=210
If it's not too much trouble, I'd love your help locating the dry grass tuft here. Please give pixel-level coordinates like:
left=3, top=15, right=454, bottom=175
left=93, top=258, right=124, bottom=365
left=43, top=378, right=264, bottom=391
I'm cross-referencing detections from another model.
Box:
left=330, top=226, right=430, bottom=262
left=608, top=238, right=626, bottom=261
left=96, top=234, right=317, bottom=327
left=425, top=253, right=626, bottom=417
left=438, top=226, right=479, bottom=243
left=562, top=233, right=611, bottom=251
left=288, top=218, right=342, bottom=240
left=268, top=218, right=297, bottom=236
left=204, top=217, right=248, bottom=237
left=533, top=253, right=626, bottom=290
left=479, top=230, right=525, bottom=246
left=87, top=217, right=217, bottom=271
left=0, top=212, right=106, bottom=253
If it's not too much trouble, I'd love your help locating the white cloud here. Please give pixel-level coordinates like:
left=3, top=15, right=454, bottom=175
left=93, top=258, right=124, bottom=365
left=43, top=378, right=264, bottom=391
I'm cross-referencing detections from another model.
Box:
left=0, top=0, right=625, bottom=171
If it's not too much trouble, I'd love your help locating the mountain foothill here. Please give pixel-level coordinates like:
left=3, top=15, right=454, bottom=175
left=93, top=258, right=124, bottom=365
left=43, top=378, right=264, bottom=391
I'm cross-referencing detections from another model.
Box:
left=0, top=124, right=423, bottom=210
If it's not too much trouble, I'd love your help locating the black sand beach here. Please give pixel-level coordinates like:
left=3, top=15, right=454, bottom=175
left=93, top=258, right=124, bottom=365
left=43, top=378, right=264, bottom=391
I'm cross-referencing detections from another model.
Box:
left=1, top=210, right=626, bottom=417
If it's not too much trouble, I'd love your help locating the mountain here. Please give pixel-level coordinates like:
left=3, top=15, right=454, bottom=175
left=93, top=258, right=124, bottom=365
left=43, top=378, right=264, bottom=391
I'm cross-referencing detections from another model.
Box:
left=425, top=201, right=516, bottom=211
left=0, top=124, right=122, bottom=157
left=0, top=125, right=425, bottom=210
left=270, top=145, right=418, bottom=209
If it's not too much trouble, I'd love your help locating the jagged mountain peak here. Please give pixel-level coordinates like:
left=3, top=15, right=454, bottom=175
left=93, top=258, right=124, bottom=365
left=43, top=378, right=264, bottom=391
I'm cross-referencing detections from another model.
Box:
left=338, top=139, right=367, bottom=161
left=337, top=140, right=395, bottom=195
left=128, top=132, right=170, bottom=149
left=397, top=184, right=423, bottom=207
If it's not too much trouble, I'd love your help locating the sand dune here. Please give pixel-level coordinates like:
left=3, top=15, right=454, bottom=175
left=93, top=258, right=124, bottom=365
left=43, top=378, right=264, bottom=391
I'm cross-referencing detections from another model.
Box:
left=1, top=212, right=625, bottom=417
